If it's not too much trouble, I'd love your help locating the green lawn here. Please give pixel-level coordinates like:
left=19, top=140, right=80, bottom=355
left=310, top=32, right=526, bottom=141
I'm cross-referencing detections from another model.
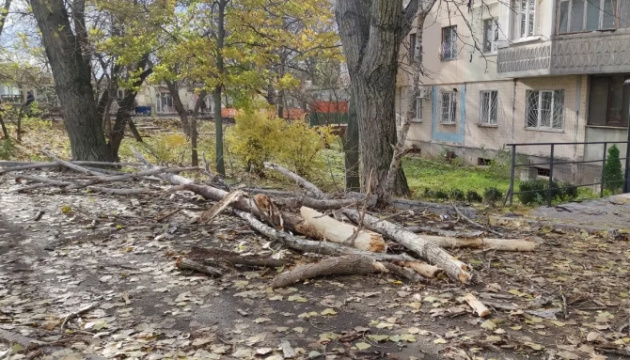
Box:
left=402, top=156, right=511, bottom=199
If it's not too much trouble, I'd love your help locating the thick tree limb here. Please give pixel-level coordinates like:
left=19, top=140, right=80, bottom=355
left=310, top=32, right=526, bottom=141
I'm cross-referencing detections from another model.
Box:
left=233, top=209, right=415, bottom=262
left=382, top=262, right=425, bottom=283
left=343, top=209, right=472, bottom=284
left=300, top=206, right=387, bottom=253
left=464, top=293, right=491, bottom=318
left=395, top=261, right=442, bottom=278
left=264, top=162, right=326, bottom=199
left=271, top=255, right=386, bottom=288
left=422, top=235, right=537, bottom=251
left=404, top=225, right=484, bottom=238
left=42, top=150, right=106, bottom=176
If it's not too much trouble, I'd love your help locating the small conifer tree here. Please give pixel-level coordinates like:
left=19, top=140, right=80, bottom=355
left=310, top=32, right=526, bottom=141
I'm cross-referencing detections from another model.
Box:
left=604, top=144, right=624, bottom=193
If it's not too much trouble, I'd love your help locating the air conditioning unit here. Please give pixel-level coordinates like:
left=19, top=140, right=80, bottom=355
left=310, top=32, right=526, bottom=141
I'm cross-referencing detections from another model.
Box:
left=418, top=86, right=431, bottom=99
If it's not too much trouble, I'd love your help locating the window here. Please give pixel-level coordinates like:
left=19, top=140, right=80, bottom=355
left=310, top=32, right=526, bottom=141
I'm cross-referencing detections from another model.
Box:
left=516, top=0, right=535, bottom=38
left=480, top=90, right=498, bottom=125
left=409, top=33, right=417, bottom=61
left=588, top=75, right=630, bottom=128
left=116, top=89, right=125, bottom=101
left=525, top=90, right=565, bottom=130
left=558, top=0, right=621, bottom=33
left=413, top=97, right=423, bottom=122
left=157, top=92, right=173, bottom=113
left=441, top=26, right=457, bottom=60
left=483, top=19, right=499, bottom=53
left=440, top=91, right=457, bottom=124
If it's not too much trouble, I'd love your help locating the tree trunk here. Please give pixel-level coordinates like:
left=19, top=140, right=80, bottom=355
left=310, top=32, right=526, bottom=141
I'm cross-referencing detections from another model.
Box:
left=165, top=80, right=190, bottom=137
left=0, top=114, right=8, bottom=139
left=30, top=0, right=113, bottom=161
left=336, top=0, right=422, bottom=202
left=344, top=88, right=360, bottom=191
left=213, top=0, right=227, bottom=175
left=108, top=67, right=152, bottom=159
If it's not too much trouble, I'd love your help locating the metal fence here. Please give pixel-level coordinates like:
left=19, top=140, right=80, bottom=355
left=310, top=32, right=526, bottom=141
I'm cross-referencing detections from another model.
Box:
left=504, top=140, right=630, bottom=207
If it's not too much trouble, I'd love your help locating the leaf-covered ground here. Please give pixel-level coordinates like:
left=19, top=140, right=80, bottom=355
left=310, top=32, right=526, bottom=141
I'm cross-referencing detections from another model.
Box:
left=1, top=172, right=630, bottom=360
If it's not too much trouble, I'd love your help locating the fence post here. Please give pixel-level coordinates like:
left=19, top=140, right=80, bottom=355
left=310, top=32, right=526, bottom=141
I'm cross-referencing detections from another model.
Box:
left=548, top=144, right=555, bottom=207
left=509, top=145, right=516, bottom=206
left=600, top=142, right=608, bottom=198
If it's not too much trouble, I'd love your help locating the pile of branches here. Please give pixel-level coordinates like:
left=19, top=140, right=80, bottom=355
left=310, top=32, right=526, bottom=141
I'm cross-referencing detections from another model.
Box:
left=0, top=149, right=537, bottom=299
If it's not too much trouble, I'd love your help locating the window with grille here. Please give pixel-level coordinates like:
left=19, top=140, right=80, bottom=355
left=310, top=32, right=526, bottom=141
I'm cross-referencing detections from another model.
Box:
left=440, top=91, right=457, bottom=124
left=441, top=26, right=457, bottom=60
left=413, top=97, right=423, bottom=122
left=515, top=0, right=535, bottom=38
left=483, top=19, right=499, bottom=53
left=480, top=90, right=498, bottom=125
left=525, top=90, right=564, bottom=130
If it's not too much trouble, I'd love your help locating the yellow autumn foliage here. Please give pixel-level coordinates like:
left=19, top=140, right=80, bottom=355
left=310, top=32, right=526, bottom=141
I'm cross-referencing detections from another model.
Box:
left=226, top=110, right=334, bottom=176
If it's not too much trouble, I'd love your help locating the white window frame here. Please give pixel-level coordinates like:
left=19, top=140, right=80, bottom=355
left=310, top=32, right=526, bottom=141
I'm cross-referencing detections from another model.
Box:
left=515, top=0, right=536, bottom=39
left=525, top=90, right=565, bottom=130
left=483, top=18, right=499, bottom=54
left=557, top=0, right=618, bottom=34
left=480, top=90, right=498, bottom=125
left=441, top=26, right=457, bottom=61
left=413, top=97, right=423, bottom=122
left=440, top=91, right=457, bottom=125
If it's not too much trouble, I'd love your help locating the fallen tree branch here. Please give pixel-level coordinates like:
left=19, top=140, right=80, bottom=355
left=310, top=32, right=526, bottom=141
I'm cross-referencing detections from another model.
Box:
left=175, top=257, right=222, bottom=277
left=189, top=246, right=290, bottom=267
left=404, top=225, right=483, bottom=238
left=343, top=209, right=472, bottom=284
left=454, top=204, right=504, bottom=237
left=42, top=150, right=106, bottom=176
left=274, top=196, right=359, bottom=211
left=382, top=262, right=425, bottom=283
left=198, top=189, right=245, bottom=223
left=271, top=255, right=386, bottom=288
left=422, top=235, right=537, bottom=251
left=233, top=209, right=415, bottom=262
left=0, top=160, right=142, bottom=174
left=264, top=162, right=327, bottom=199
left=300, top=206, right=387, bottom=253
left=60, top=302, right=99, bottom=335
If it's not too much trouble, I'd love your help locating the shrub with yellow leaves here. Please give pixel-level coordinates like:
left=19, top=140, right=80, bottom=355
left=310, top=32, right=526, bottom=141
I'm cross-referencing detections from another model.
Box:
left=226, top=110, right=335, bottom=176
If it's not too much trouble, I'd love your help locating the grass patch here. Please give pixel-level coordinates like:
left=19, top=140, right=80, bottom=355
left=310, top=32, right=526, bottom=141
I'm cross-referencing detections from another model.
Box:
left=402, top=156, right=511, bottom=199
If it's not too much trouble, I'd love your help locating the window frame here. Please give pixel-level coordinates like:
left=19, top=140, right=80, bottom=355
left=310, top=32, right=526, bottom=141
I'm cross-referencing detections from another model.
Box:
left=441, top=26, right=458, bottom=61
left=525, top=90, right=565, bottom=130
left=515, top=0, right=536, bottom=39
left=409, top=33, right=417, bottom=62
left=440, top=91, right=458, bottom=125
left=413, top=96, right=423, bottom=122
left=483, top=18, right=499, bottom=54
left=557, top=0, right=622, bottom=34
left=479, top=90, right=499, bottom=125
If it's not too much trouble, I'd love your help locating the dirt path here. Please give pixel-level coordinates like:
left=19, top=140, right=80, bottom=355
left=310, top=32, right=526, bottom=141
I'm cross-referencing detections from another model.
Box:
left=1, top=175, right=630, bottom=359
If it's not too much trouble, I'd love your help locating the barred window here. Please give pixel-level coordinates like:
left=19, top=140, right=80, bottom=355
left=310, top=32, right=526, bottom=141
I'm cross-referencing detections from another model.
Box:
left=525, top=90, right=564, bottom=130
left=441, top=91, right=457, bottom=124
left=480, top=90, right=498, bottom=125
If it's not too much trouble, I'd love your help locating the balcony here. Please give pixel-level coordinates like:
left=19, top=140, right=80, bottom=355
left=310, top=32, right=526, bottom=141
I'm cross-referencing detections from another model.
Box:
left=498, top=30, right=630, bottom=78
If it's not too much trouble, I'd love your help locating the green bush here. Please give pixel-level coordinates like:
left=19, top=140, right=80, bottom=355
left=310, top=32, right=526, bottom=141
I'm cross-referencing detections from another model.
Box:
left=466, top=190, right=483, bottom=203
left=0, top=138, right=14, bottom=159
left=604, top=144, right=624, bottom=193
left=561, top=182, right=578, bottom=200
left=450, top=188, right=465, bottom=201
left=435, top=189, right=449, bottom=200
left=483, top=187, right=503, bottom=204
left=517, top=180, right=547, bottom=205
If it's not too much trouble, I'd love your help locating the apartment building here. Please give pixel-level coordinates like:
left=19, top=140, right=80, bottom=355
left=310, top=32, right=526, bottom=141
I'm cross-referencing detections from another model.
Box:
left=397, top=0, right=630, bottom=184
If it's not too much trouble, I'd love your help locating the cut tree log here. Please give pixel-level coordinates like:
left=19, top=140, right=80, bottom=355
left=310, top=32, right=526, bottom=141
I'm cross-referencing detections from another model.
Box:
left=274, top=196, right=359, bottom=211
left=395, top=261, right=442, bottom=278
left=404, top=225, right=484, bottom=239
left=271, top=255, right=386, bottom=288
left=264, top=162, right=326, bottom=199
left=463, top=293, right=491, bottom=317
left=198, top=189, right=245, bottom=224
left=300, top=206, right=386, bottom=253
left=422, top=235, right=537, bottom=251
left=343, top=209, right=472, bottom=284
left=382, top=262, right=425, bottom=283
left=233, top=209, right=415, bottom=262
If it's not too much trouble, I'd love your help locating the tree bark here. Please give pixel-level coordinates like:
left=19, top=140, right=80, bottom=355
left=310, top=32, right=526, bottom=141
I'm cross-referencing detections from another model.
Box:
left=30, top=0, right=113, bottom=161
left=335, top=0, right=420, bottom=203
left=165, top=80, right=190, bottom=136
left=213, top=0, right=228, bottom=175
left=344, top=88, right=360, bottom=191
